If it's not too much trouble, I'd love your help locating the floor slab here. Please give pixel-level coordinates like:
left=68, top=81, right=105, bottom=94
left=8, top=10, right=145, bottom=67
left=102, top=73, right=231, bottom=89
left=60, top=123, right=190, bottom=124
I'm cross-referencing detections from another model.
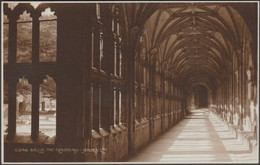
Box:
left=127, top=108, right=258, bottom=163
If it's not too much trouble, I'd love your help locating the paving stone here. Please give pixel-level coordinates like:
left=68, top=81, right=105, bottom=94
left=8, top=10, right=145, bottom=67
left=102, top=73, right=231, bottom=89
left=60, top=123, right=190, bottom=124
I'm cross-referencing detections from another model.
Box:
left=127, top=108, right=258, bottom=163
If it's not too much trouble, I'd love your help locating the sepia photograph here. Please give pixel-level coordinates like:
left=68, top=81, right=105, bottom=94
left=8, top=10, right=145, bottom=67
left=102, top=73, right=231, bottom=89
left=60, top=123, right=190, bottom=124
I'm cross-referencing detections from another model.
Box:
left=1, top=1, right=259, bottom=164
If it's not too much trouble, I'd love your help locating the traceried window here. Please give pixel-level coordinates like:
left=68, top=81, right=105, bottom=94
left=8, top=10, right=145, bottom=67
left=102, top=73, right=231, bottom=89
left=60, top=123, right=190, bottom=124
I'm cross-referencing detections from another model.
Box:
left=39, top=75, right=56, bottom=137
left=92, top=27, right=104, bottom=70
left=4, top=3, right=58, bottom=141
left=17, top=11, right=32, bottom=63
left=5, top=4, right=57, bottom=64
left=16, top=77, right=32, bottom=135
left=112, top=7, right=122, bottom=77
left=89, top=4, right=125, bottom=134
left=39, top=8, right=57, bottom=62
left=91, top=3, right=104, bottom=70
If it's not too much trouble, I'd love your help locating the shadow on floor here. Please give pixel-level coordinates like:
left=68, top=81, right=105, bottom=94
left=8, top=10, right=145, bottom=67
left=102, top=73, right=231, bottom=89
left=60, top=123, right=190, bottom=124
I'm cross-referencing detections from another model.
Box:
left=126, top=108, right=257, bottom=163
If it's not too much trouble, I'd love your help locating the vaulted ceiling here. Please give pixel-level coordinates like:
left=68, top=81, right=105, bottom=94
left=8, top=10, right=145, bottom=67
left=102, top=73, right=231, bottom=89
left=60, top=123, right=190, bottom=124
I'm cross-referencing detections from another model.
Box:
left=128, top=3, right=256, bottom=91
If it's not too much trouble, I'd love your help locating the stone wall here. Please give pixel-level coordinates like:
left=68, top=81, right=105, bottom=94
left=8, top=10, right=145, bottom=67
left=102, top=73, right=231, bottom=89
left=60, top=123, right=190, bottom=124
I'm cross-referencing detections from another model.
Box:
left=134, top=110, right=183, bottom=154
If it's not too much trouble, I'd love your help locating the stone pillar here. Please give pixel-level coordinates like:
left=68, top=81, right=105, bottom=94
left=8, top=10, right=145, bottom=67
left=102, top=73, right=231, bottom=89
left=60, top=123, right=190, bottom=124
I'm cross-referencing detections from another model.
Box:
left=101, top=4, right=114, bottom=131
left=29, top=77, right=43, bottom=141
left=93, top=81, right=100, bottom=132
left=161, top=74, right=165, bottom=131
left=116, top=87, right=120, bottom=125
left=110, top=85, right=115, bottom=128
left=7, top=14, right=18, bottom=65
left=54, top=4, right=95, bottom=149
left=31, top=13, right=40, bottom=64
left=6, top=13, right=19, bottom=139
left=7, top=78, right=18, bottom=139
left=100, top=80, right=111, bottom=131
left=149, top=64, right=155, bottom=140
left=125, top=26, right=139, bottom=154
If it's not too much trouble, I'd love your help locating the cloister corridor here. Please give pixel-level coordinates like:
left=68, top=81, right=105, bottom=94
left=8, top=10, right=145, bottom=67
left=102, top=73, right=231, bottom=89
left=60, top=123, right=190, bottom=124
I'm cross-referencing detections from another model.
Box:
left=2, top=2, right=258, bottom=164
left=127, top=108, right=258, bottom=163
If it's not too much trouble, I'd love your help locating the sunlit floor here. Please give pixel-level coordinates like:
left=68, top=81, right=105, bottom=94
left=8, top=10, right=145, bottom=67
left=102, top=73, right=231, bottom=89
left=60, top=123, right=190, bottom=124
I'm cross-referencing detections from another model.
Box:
left=127, top=108, right=258, bottom=163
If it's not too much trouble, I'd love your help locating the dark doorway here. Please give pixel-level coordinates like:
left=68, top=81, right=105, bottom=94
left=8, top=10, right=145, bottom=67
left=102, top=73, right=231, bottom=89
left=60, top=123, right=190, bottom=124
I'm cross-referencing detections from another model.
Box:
left=194, top=85, right=208, bottom=108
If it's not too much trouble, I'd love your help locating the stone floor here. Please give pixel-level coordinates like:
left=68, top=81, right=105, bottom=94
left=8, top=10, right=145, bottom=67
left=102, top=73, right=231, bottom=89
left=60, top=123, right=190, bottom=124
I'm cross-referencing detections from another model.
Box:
left=127, top=108, right=258, bottom=163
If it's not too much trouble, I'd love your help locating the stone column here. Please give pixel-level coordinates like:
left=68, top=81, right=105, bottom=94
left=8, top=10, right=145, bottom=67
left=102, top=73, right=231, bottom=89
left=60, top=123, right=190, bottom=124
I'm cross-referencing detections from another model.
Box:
left=29, top=77, right=43, bottom=141
left=126, top=26, right=139, bottom=154
left=7, top=14, right=18, bottom=65
left=6, top=13, right=19, bottom=139
left=7, top=78, right=18, bottom=139
left=161, top=73, right=165, bottom=132
left=93, top=81, right=100, bottom=132
left=31, top=13, right=40, bottom=64
left=116, top=87, right=120, bottom=125
left=54, top=4, right=95, bottom=149
left=101, top=4, right=113, bottom=131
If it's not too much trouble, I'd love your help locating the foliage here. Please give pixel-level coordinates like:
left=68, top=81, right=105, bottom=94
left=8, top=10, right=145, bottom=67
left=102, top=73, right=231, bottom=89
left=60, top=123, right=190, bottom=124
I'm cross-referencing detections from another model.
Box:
left=17, top=23, right=32, bottom=63
left=40, top=76, right=56, bottom=100
left=17, top=78, right=32, bottom=99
